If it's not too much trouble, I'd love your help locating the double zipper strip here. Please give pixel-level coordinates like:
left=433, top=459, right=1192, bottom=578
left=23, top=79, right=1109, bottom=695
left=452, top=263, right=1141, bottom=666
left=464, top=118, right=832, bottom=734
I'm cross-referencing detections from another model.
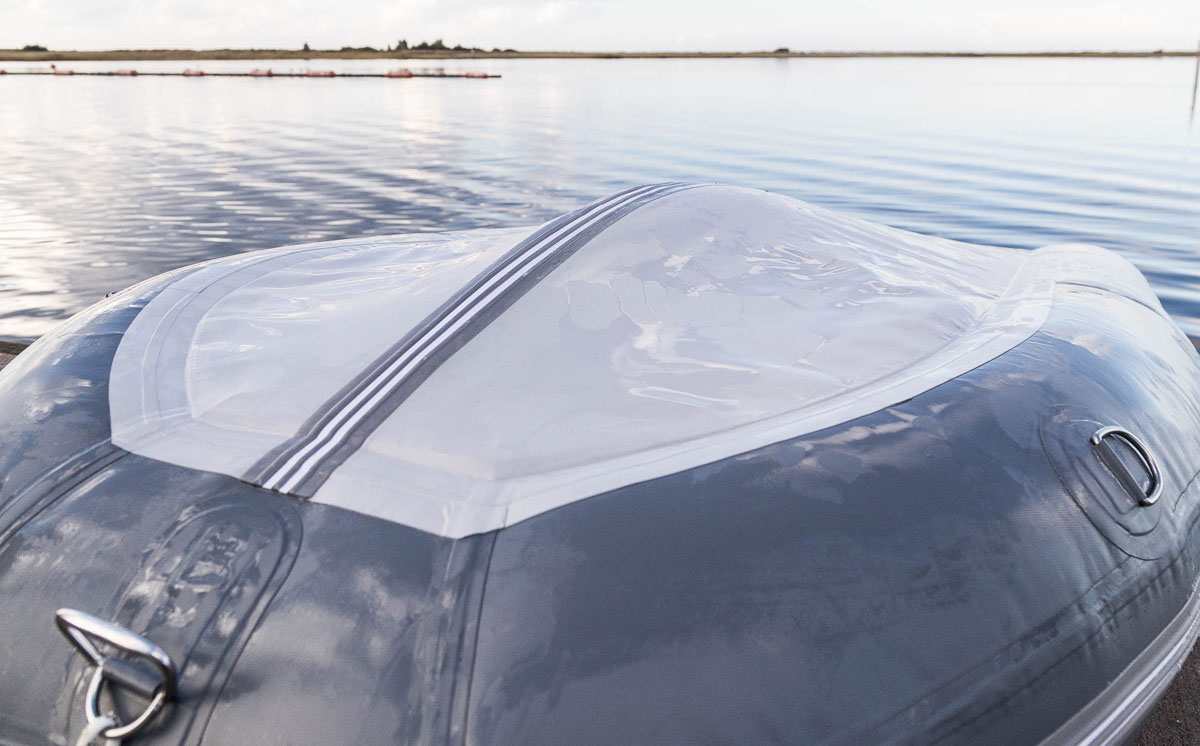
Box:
left=248, top=182, right=701, bottom=497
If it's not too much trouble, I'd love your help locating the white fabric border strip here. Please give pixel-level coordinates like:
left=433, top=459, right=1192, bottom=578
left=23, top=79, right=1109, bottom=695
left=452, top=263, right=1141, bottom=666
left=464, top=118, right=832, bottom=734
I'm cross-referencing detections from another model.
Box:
left=309, top=243, right=1091, bottom=538
left=107, top=184, right=1168, bottom=539
left=108, top=228, right=532, bottom=479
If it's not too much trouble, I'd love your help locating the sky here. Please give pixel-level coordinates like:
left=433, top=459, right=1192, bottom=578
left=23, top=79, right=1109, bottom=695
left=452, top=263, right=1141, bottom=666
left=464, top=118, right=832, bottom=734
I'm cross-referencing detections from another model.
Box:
left=3, top=0, right=1200, bottom=53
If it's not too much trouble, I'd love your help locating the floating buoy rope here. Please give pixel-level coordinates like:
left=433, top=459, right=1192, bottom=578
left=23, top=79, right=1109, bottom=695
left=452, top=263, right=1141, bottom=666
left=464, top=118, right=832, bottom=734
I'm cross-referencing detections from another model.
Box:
left=5, top=67, right=496, bottom=79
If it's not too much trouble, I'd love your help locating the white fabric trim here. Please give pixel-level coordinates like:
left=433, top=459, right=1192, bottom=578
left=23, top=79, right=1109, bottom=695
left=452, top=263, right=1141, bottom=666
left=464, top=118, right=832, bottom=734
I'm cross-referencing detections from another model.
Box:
left=109, top=228, right=532, bottom=478
left=108, top=186, right=1159, bottom=538
left=312, top=245, right=1071, bottom=538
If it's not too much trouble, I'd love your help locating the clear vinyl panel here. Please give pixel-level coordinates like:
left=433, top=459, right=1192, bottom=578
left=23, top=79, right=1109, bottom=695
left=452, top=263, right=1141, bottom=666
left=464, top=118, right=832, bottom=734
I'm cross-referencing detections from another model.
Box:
left=108, top=185, right=1162, bottom=537
left=319, top=186, right=1154, bottom=536
left=109, top=227, right=532, bottom=478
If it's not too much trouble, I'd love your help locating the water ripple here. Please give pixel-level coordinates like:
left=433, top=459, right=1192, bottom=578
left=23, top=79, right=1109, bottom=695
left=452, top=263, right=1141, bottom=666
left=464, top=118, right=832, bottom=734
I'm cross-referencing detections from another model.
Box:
left=1, top=57, right=1199, bottom=341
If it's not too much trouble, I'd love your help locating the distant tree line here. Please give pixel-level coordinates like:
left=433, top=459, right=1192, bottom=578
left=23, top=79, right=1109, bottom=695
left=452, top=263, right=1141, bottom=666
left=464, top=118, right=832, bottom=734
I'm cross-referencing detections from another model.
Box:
left=297, top=40, right=517, bottom=53
left=399, top=40, right=519, bottom=53
left=22, top=44, right=48, bottom=51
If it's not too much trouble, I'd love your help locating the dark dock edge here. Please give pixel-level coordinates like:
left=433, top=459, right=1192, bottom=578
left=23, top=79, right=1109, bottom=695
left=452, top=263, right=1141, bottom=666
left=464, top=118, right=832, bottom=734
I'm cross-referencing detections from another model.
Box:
left=0, top=340, right=28, bottom=366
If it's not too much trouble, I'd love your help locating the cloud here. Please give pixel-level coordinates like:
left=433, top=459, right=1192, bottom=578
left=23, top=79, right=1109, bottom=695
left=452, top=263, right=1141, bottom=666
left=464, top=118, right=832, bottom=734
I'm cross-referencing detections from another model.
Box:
left=2, top=0, right=1197, bottom=51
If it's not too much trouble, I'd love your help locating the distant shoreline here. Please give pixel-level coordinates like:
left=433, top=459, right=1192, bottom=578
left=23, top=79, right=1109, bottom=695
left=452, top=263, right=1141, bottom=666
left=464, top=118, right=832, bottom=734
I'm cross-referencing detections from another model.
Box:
left=1, top=48, right=1198, bottom=62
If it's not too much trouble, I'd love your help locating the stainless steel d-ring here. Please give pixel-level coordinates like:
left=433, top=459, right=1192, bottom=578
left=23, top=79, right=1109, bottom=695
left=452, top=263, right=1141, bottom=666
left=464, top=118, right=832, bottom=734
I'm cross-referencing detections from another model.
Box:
left=83, top=665, right=170, bottom=740
left=55, top=608, right=176, bottom=740
left=1091, top=425, right=1164, bottom=506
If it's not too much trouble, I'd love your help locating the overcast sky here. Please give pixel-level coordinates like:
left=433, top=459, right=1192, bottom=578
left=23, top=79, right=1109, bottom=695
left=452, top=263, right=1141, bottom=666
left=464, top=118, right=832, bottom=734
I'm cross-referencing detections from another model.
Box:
left=4, top=0, right=1199, bottom=53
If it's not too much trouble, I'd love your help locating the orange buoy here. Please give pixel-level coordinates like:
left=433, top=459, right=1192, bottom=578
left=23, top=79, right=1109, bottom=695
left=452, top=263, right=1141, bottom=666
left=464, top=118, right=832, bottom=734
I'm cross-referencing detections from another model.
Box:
left=462, top=72, right=490, bottom=79
left=304, top=70, right=336, bottom=77
left=181, top=69, right=205, bottom=77
left=385, top=68, right=414, bottom=78
left=248, top=69, right=273, bottom=77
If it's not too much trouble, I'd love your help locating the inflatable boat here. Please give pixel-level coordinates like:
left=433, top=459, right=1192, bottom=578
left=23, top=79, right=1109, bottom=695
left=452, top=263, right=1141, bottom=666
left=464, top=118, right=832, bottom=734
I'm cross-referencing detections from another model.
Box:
left=1, top=184, right=1199, bottom=746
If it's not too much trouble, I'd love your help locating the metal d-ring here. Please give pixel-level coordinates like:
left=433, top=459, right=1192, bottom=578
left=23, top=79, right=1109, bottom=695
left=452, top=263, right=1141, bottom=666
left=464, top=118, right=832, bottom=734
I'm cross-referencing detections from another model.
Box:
left=1091, top=425, right=1164, bottom=506
left=55, top=608, right=176, bottom=740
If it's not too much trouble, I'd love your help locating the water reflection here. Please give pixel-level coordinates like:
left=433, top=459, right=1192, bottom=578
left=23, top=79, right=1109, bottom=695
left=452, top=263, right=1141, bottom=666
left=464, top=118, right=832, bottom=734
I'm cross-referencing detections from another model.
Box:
left=1, top=57, right=1199, bottom=341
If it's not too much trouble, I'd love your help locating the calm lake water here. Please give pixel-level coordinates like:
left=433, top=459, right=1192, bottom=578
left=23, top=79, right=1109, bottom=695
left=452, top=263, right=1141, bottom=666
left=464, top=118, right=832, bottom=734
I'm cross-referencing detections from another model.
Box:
left=1, top=57, right=1198, bottom=342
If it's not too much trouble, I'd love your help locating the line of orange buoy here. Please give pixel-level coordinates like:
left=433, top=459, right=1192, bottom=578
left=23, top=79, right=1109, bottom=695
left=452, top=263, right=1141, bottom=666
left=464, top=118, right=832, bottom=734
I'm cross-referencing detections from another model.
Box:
left=0, top=68, right=499, bottom=79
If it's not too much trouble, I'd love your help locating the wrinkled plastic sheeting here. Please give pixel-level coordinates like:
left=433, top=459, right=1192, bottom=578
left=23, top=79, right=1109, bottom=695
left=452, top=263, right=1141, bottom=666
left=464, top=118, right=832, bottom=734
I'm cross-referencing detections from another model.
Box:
left=109, top=185, right=1163, bottom=537
left=109, top=228, right=530, bottom=477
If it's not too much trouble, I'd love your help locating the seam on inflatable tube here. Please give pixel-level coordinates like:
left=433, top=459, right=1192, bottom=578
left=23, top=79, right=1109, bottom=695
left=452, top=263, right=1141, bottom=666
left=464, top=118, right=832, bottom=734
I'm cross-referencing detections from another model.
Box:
left=1039, top=573, right=1200, bottom=746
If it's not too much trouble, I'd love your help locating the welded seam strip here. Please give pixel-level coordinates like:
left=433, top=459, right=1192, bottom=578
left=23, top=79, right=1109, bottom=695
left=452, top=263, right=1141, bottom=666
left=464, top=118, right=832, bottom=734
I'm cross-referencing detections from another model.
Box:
left=1035, top=570, right=1200, bottom=746
left=247, top=182, right=701, bottom=496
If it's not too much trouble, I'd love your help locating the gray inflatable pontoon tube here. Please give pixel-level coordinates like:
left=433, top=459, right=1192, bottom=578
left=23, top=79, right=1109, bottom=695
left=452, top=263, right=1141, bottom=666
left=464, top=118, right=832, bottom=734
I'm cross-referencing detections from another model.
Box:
left=0, top=183, right=1199, bottom=746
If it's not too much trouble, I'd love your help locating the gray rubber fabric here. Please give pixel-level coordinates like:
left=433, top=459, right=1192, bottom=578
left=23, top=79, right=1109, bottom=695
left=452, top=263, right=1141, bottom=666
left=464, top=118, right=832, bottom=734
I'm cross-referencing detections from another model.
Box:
left=1, top=255, right=1200, bottom=745
left=4, top=183, right=1200, bottom=746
